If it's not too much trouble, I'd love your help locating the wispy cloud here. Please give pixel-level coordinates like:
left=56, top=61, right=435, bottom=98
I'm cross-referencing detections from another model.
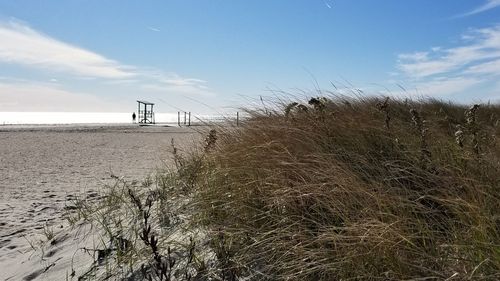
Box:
left=138, top=72, right=214, bottom=96
left=0, top=79, right=126, bottom=111
left=0, top=20, right=212, bottom=99
left=456, top=0, right=500, bottom=17
left=395, top=25, right=500, bottom=98
left=147, top=26, right=161, bottom=32
left=465, top=58, right=500, bottom=75
left=0, top=20, right=135, bottom=79
left=398, top=25, right=500, bottom=79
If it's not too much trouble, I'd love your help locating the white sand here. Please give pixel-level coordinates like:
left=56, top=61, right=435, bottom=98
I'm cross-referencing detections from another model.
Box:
left=0, top=124, right=202, bottom=280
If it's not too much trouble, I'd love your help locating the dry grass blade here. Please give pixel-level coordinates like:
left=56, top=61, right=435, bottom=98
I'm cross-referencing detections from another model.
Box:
left=189, top=96, right=500, bottom=280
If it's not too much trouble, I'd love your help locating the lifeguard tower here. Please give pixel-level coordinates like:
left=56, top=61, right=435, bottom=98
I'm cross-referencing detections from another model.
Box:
left=137, top=100, right=155, bottom=124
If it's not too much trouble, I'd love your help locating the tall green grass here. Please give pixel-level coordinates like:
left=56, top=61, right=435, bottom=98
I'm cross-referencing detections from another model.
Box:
left=189, top=96, right=500, bottom=280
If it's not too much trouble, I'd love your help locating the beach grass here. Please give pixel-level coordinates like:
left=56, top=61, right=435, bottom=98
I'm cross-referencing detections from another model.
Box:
left=191, top=96, right=500, bottom=280
left=73, top=96, right=500, bottom=280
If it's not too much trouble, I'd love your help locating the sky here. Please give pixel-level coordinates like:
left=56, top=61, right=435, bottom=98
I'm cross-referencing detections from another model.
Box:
left=1, top=0, right=500, bottom=113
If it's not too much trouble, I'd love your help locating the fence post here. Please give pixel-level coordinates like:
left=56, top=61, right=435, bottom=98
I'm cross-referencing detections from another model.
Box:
left=184, top=112, right=187, bottom=125
left=236, top=112, right=239, bottom=126
left=177, top=111, right=181, bottom=127
left=188, top=112, right=191, bottom=126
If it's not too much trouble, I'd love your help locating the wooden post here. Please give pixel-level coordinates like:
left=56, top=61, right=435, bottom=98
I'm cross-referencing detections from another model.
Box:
left=151, top=104, right=154, bottom=124
left=184, top=111, right=187, bottom=125
left=177, top=111, right=181, bottom=127
left=188, top=112, right=191, bottom=126
left=236, top=112, right=239, bottom=126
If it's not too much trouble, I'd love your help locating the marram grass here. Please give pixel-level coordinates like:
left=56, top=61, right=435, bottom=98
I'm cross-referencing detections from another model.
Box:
left=73, top=96, right=500, bottom=280
left=190, top=96, right=500, bottom=280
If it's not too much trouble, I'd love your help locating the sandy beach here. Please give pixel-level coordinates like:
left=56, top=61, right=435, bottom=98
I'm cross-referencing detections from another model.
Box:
left=0, top=124, right=201, bottom=279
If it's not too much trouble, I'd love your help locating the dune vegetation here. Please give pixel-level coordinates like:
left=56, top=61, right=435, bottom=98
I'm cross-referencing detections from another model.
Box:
left=72, top=96, right=500, bottom=280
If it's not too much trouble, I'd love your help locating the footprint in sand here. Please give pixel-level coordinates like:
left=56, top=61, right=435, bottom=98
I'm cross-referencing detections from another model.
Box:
left=44, top=249, right=58, bottom=258
left=1, top=228, right=26, bottom=238
left=23, top=268, right=44, bottom=281
left=38, top=206, right=54, bottom=212
left=0, top=238, right=12, bottom=247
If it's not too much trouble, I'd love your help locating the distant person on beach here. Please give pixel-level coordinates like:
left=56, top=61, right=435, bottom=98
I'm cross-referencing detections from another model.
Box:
left=132, top=112, right=136, bottom=123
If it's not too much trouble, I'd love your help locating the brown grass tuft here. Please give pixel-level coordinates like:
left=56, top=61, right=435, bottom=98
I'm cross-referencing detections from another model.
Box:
left=190, top=96, right=500, bottom=280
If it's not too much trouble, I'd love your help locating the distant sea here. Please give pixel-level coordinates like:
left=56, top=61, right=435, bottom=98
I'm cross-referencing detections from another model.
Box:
left=0, top=112, right=180, bottom=125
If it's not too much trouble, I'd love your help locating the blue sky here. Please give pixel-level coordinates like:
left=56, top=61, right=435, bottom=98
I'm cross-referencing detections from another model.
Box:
left=1, top=0, right=500, bottom=112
